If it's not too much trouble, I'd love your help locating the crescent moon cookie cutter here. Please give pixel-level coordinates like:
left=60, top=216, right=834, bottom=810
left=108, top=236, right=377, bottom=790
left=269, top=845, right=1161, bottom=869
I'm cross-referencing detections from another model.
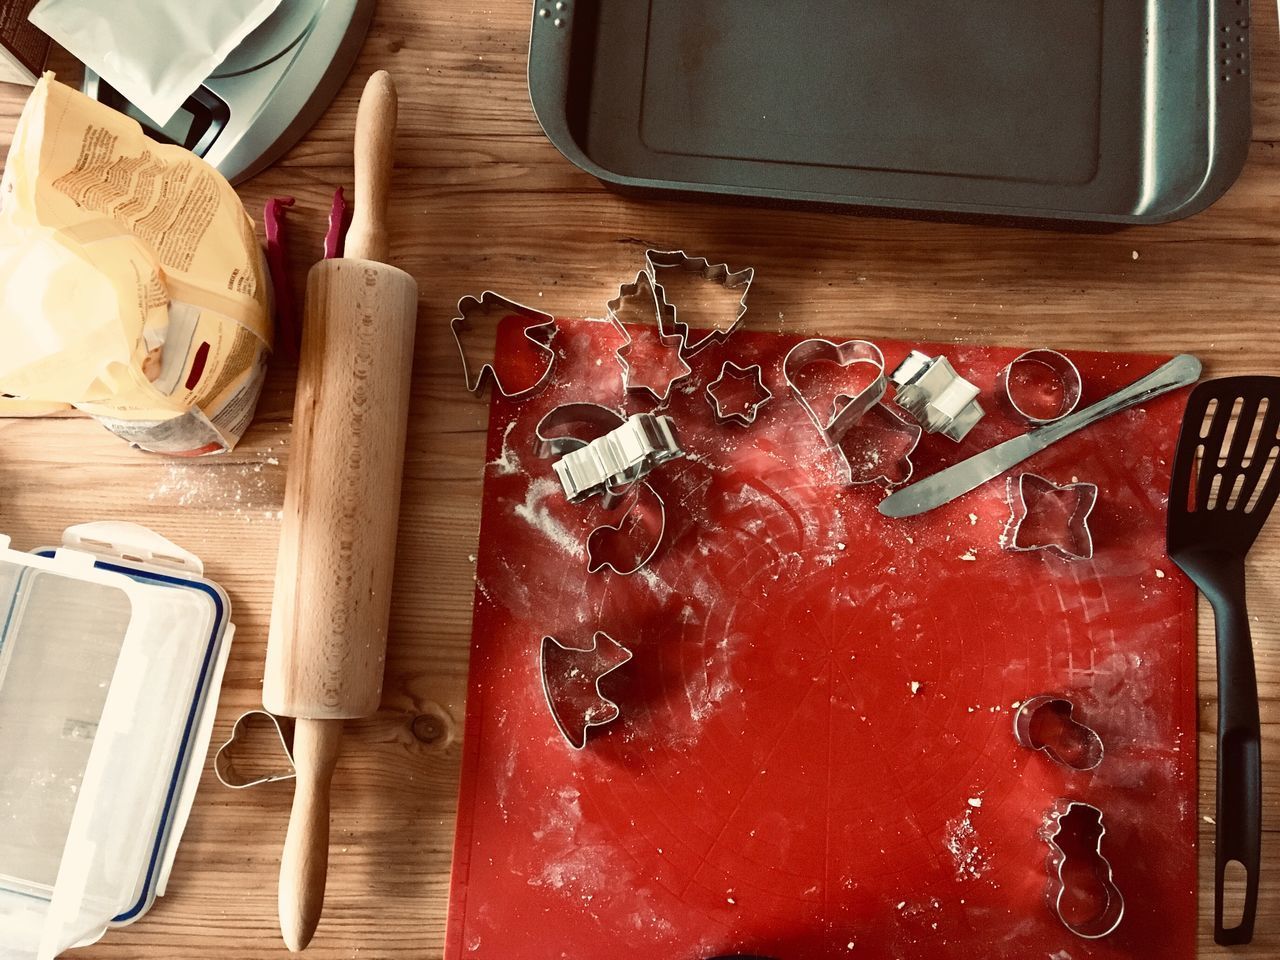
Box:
left=643, top=249, right=755, bottom=357
left=997, top=348, right=1083, bottom=425
left=1042, top=799, right=1125, bottom=939
left=451, top=291, right=558, bottom=399
left=783, top=338, right=922, bottom=487
left=540, top=631, right=634, bottom=750
left=1013, top=695, right=1104, bottom=771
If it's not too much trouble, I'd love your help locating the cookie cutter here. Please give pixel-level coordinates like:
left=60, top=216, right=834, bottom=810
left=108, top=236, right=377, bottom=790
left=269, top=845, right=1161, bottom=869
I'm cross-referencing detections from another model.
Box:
left=706, top=361, right=772, bottom=426
left=452, top=292, right=557, bottom=399
left=1014, top=695, right=1104, bottom=771
left=1043, top=800, right=1125, bottom=939
left=586, top=481, right=667, bottom=575
left=644, top=249, right=755, bottom=356
left=890, top=351, right=985, bottom=442
left=540, top=631, right=634, bottom=750
left=214, top=710, right=296, bottom=789
left=783, top=339, right=888, bottom=444
left=608, top=271, right=693, bottom=403
left=1002, top=473, right=1098, bottom=561
left=997, top=348, right=1083, bottom=425
left=553, top=412, right=684, bottom=503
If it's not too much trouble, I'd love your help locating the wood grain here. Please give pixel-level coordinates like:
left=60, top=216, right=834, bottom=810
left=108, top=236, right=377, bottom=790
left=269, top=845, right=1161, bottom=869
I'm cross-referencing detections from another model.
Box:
left=0, top=1, right=1278, bottom=956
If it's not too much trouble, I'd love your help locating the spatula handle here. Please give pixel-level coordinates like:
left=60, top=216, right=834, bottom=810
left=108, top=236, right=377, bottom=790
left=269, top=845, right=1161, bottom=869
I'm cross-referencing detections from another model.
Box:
left=1211, top=559, right=1261, bottom=945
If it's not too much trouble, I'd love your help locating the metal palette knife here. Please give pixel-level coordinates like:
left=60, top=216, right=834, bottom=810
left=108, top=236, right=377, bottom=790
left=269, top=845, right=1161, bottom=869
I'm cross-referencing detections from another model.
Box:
left=1167, top=377, right=1280, bottom=946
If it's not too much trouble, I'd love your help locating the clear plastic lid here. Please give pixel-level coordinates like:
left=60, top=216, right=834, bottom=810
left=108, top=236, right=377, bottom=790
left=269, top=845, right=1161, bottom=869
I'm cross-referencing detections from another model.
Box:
left=0, top=523, right=233, bottom=959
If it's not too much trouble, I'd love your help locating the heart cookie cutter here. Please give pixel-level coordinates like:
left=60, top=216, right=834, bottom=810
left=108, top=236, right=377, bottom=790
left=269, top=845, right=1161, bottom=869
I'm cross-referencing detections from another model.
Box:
left=214, top=710, right=296, bottom=789
left=1042, top=799, right=1125, bottom=939
left=540, top=632, right=633, bottom=750
left=452, top=291, right=558, bottom=399
left=783, top=338, right=921, bottom=486
left=643, top=249, right=755, bottom=357
left=1013, top=695, right=1104, bottom=771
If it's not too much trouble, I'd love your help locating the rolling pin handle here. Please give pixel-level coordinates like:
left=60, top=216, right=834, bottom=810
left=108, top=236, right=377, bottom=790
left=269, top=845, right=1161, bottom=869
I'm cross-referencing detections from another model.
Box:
left=279, top=718, right=344, bottom=952
left=345, top=70, right=397, bottom=263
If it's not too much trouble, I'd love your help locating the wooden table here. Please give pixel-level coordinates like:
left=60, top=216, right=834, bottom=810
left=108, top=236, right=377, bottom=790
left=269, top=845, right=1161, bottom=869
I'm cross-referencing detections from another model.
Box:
left=1, top=2, right=1278, bottom=957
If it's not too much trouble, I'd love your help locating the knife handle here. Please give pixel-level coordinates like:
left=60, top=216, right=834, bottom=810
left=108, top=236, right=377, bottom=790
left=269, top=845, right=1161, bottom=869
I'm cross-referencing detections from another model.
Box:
left=1038, top=354, right=1202, bottom=445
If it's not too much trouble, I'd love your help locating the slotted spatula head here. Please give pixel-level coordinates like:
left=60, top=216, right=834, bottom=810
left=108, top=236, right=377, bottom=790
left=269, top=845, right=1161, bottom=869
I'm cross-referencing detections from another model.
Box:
left=1168, top=377, right=1280, bottom=568
left=1167, top=375, right=1280, bottom=946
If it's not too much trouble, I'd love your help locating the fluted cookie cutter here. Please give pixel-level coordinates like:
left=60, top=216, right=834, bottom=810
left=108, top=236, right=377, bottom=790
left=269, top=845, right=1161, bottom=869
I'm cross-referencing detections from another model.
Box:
left=608, top=271, right=693, bottom=403
left=1042, top=800, right=1125, bottom=939
left=1014, top=695, right=1104, bottom=771
left=214, top=710, right=296, bottom=789
left=644, top=249, right=755, bottom=356
left=552, top=411, right=684, bottom=503
left=706, top=361, right=772, bottom=426
left=998, top=348, right=1083, bottom=425
left=452, top=292, right=558, bottom=399
left=1002, top=473, right=1098, bottom=561
left=891, top=350, right=985, bottom=442
left=540, top=632, right=634, bottom=750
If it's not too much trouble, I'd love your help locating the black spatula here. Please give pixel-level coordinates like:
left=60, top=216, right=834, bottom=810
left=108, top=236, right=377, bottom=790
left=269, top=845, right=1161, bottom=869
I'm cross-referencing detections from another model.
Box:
left=1168, top=376, right=1280, bottom=945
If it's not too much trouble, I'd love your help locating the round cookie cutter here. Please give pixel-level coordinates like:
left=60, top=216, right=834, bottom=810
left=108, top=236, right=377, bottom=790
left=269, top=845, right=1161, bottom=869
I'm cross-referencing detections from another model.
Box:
left=998, top=349, right=1083, bottom=425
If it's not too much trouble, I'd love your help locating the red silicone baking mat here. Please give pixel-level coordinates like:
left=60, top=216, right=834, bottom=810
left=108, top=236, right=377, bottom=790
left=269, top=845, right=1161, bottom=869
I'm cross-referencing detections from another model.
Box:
left=445, top=316, right=1198, bottom=960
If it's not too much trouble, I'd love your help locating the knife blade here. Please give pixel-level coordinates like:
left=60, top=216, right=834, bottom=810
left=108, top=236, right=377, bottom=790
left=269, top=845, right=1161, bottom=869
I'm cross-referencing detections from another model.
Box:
left=878, top=353, right=1203, bottom=518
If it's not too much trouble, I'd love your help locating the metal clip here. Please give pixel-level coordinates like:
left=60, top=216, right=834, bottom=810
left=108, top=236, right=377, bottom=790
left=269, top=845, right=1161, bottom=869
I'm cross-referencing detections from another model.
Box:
left=553, top=413, right=684, bottom=502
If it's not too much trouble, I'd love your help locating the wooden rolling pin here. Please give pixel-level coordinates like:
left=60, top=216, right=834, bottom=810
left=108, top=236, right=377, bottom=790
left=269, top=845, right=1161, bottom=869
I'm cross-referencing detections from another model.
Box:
left=263, top=70, right=418, bottom=952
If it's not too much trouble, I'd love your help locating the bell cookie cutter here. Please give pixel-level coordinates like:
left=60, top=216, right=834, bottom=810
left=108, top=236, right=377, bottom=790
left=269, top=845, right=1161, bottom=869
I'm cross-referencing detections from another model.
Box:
left=643, top=249, right=755, bottom=357
left=452, top=292, right=557, bottom=399
left=1013, top=695, right=1104, bottom=771
left=214, top=710, right=296, bottom=789
left=706, top=361, right=772, bottom=426
left=540, top=631, right=633, bottom=750
left=890, top=350, right=985, bottom=442
left=1042, top=799, right=1125, bottom=939
left=552, top=411, right=684, bottom=503
left=608, top=271, right=693, bottom=403
left=1002, top=473, right=1098, bottom=561
left=997, top=348, right=1083, bottom=425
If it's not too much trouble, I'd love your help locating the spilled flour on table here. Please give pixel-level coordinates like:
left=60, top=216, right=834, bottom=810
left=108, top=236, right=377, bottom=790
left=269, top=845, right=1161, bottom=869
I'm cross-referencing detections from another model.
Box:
left=514, top=476, right=583, bottom=559
left=944, top=804, right=988, bottom=881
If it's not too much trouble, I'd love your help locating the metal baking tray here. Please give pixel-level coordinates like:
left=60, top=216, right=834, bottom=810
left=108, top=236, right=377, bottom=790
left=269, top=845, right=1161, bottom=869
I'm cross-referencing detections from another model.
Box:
left=528, top=0, right=1253, bottom=223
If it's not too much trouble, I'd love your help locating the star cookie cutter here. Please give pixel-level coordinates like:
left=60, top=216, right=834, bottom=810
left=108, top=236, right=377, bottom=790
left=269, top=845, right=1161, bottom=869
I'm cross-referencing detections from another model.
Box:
left=608, top=271, right=692, bottom=403
left=890, top=350, right=985, bottom=442
left=643, top=249, right=755, bottom=356
left=705, top=361, right=772, bottom=426
left=214, top=710, right=296, bottom=789
left=540, top=631, right=633, bottom=750
left=1002, top=473, right=1098, bottom=561
left=451, top=292, right=557, bottom=399
left=1042, top=800, right=1125, bottom=939
left=1013, top=695, right=1104, bottom=771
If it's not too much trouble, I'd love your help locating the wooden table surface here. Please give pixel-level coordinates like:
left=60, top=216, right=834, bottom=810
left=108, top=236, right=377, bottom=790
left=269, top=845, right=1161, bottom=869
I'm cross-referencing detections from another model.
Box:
left=2, top=2, right=1279, bottom=957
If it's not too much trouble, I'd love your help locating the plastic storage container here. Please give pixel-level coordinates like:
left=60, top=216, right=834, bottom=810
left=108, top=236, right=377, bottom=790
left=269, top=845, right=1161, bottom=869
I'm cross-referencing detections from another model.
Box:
left=0, top=522, right=234, bottom=960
